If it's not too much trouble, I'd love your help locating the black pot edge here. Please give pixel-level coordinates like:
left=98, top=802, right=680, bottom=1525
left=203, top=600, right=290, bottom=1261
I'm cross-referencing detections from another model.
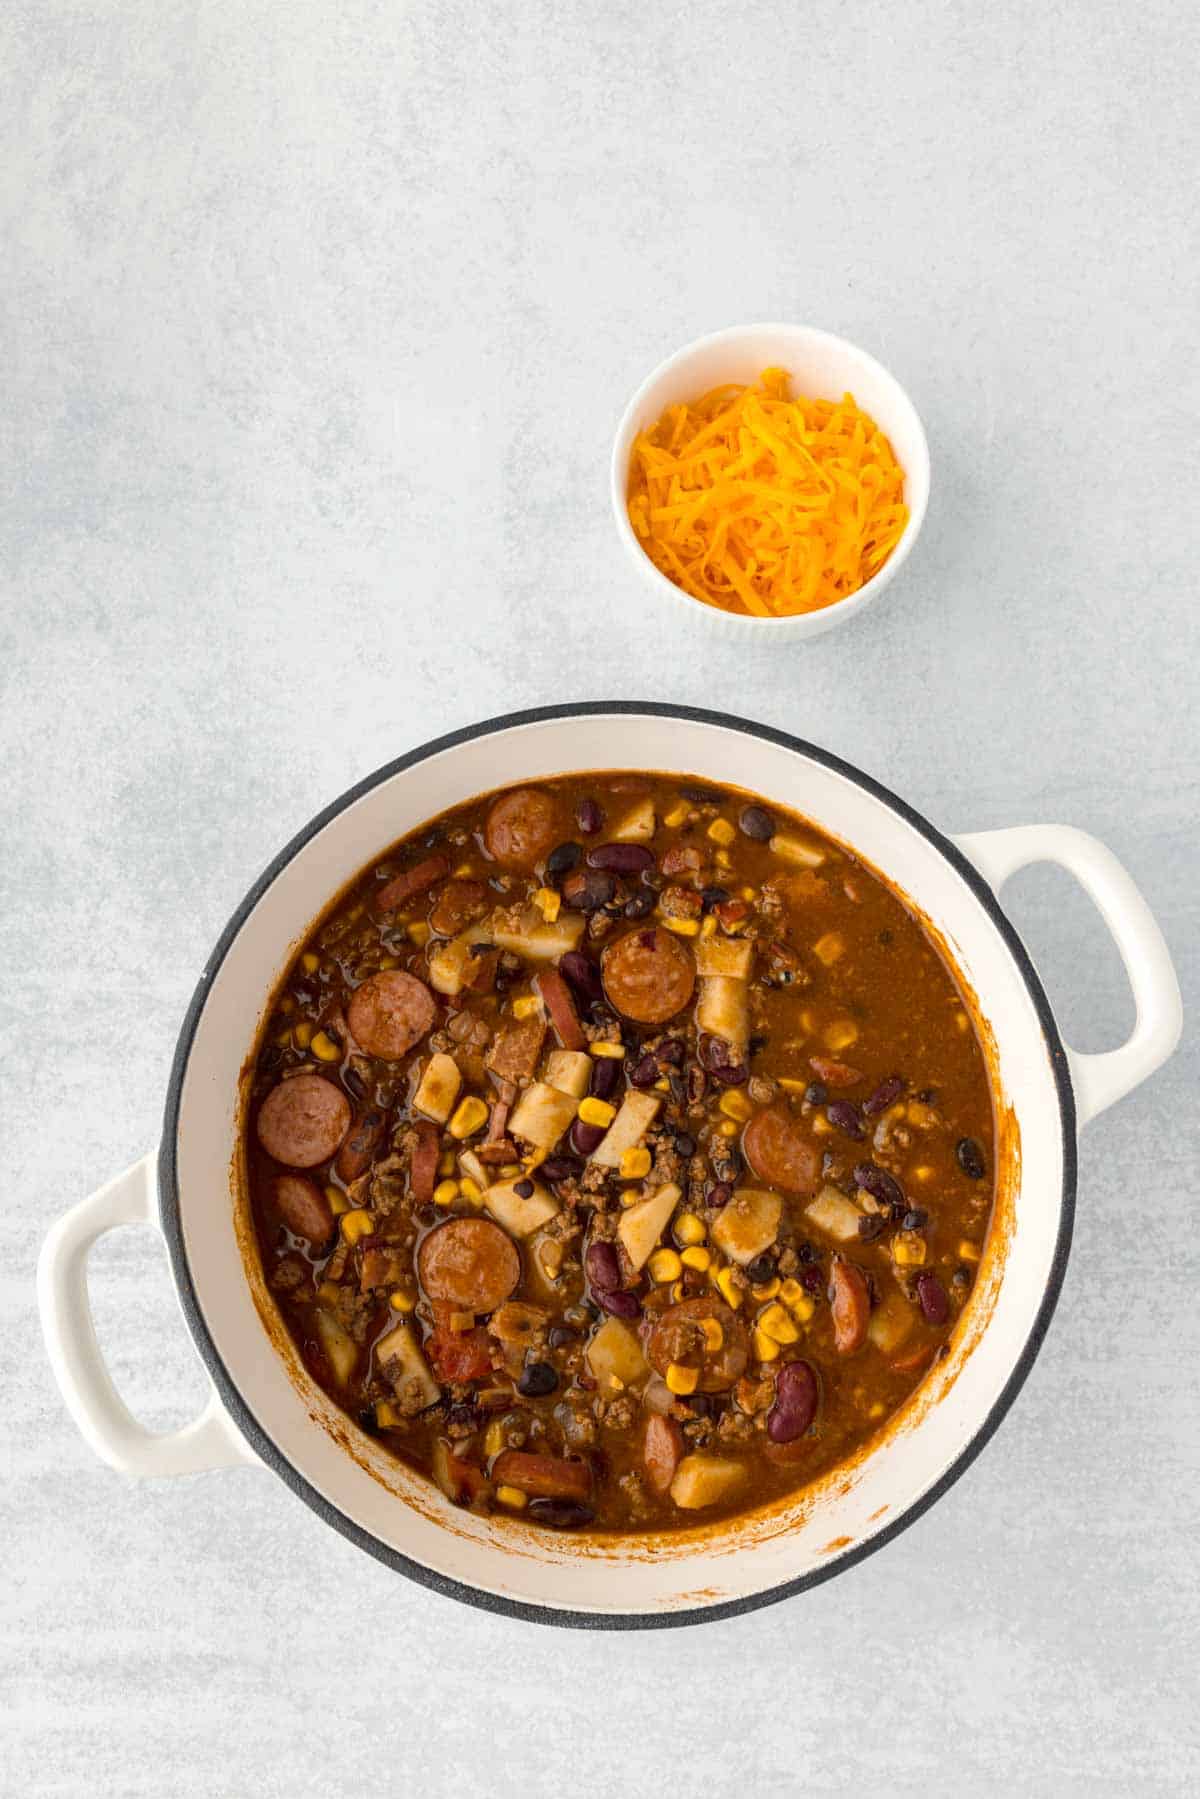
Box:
left=157, top=701, right=1077, bottom=1632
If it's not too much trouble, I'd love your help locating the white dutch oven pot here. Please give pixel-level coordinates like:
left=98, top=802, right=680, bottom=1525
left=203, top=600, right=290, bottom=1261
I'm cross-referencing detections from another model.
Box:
left=39, top=706, right=1182, bottom=1628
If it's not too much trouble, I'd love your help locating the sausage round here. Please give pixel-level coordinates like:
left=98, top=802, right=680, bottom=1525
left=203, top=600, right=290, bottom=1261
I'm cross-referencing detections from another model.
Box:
left=428, top=878, right=489, bottom=937
left=644, top=1295, right=749, bottom=1392
left=830, top=1259, right=870, bottom=1355
left=742, top=1106, right=820, bottom=1195
left=602, top=927, right=696, bottom=1025
left=417, top=1217, right=521, bottom=1314
left=373, top=854, right=449, bottom=915
left=273, top=1173, right=335, bottom=1244
left=256, top=1074, right=351, bottom=1168
left=483, top=787, right=559, bottom=870
left=347, top=969, right=436, bottom=1060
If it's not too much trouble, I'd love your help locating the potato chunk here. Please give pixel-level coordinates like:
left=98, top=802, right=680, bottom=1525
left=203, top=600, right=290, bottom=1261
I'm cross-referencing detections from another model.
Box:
left=610, top=797, right=655, bottom=843
left=315, top=1309, right=359, bottom=1387
left=617, top=1181, right=681, bottom=1272
left=710, top=1188, right=783, bottom=1267
left=585, top=1317, right=649, bottom=1394
left=669, top=1453, right=748, bottom=1510
left=543, top=1049, right=591, bottom=1099
left=508, top=1080, right=579, bottom=1151
left=372, top=1321, right=439, bottom=1409
left=695, top=936, right=753, bottom=980
left=489, top=909, right=586, bottom=961
left=696, top=975, right=749, bottom=1048
left=591, top=1090, right=661, bottom=1167
left=482, top=1177, right=560, bottom=1237
left=804, top=1184, right=863, bottom=1244
left=412, top=1051, right=462, bottom=1124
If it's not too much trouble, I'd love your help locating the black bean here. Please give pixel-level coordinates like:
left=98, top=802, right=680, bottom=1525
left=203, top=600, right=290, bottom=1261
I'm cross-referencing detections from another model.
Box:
left=576, top=798, right=602, bottom=835
left=700, top=886, right=730, bottom=913
left=957, top=1137, right=987, bottom=1180
left=852, top=1161, right=904, bottom=1208
left=541, top=1154, right=583, bottom=1184
left=674, top=1132, right=696, bottom=1158
left=517, top=1362, right=559, bottom=1398
left=800, top=1266, right=824, bottom=1294
left=826, top=1100, right=865, bottom=1140
left=902, top=1208, right=928, bottom=1230
left=746, top=1252, right=776, bottom=1285
left=748, top=1034, right=769, bottom=1057
left=804, top=1081, right=827, bottom=1106
left=585, top=1241, right=621, bottom=1291
left=863, top=1074, right=905, bottom=1118
left=629, top=1053, right=659, bottom=1088
left=547, top=1325, right=577, bottom=1348
left=561, top=868, right=616, bottom=912
left=528, top=1498, right=595, bottom=1530
left=589, top=1057, right=620, bottom=1101
left=624, top=888, right=657, bottom=919
left=587, top=842, right=656, bottom=875
left=857, top=1213, right=886, bottom=1242
left=545, top=841, right=583, bottom=881
left=514, top=1178, right=534, bottom=1199
left=680, top=784, right=721, bottom=803
left=797, top=1239, right=817, bottom=1264
left=570, top=1118, right=607, bottom=1156
left=559, top=951, right=603, bottom=1001
left=595, top=1286, right=641, bottom=1319
left=445, top=1402, right=480, bottom=1431
left=738, top=805, right=775, bottom=841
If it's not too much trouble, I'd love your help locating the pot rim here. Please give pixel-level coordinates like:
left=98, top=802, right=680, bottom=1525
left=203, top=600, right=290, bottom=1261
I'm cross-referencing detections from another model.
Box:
left=157, top=701, right=1077, bottom=1631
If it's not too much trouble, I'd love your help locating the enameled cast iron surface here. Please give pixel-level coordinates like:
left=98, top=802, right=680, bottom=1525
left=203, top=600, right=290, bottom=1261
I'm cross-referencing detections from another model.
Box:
left=158, top=704, right=1075, bottom=1628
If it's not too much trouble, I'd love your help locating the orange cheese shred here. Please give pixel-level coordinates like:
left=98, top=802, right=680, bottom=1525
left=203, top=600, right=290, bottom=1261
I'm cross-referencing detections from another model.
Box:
left=626, top=368, right=909, bottom=618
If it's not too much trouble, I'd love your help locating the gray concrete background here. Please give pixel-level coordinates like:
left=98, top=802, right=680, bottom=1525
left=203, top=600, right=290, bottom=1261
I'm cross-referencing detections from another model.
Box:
left=3, top=1, right=1197, bottom=1793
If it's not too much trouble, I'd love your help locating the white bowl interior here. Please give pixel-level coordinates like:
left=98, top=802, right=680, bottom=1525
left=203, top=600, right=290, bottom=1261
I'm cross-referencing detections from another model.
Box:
left=611, top=324, right=931, bottom=640
left=171, top=712, right=1064, bottom=1619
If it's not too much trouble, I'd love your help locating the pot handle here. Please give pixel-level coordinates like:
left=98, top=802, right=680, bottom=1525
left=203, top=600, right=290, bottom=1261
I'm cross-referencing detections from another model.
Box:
left=38, top=1154, right=257, bottom=1477
left=953, top=826, right=1182, bottom=1130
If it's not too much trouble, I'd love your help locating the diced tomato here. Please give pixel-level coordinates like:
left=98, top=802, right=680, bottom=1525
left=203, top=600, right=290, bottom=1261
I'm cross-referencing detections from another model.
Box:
left=426, top=1301, right=494, bottom=1382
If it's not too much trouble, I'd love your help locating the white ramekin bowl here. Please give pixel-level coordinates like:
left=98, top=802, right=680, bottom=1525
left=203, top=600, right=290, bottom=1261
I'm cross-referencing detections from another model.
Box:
left=611, top=324, right=931, bottom=641
left=39, top=706, right=1180, bottom=1628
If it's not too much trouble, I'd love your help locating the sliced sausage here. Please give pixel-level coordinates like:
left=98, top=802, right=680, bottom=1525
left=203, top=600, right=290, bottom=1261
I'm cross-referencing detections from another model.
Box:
left=602, top=927, right=696, bottom=1025
left=808, top=1056, right=863, bottom=1089
left=347, top=969, right=436, bottom=1060
left=491, top=1449, right=591, bottom=1501
left=534, top=968, right=586, bottom=1051
left=484, top=787, right=559, bottom=870
left=418, top=1217, right=520, bottom=1314
left=830, top=1259, right=870, bottom=1355
left=644, top=1296, right=749, bottom=1393
left=429, top=879, right=489, bottom=937
left=273, top=1174, right=335, bottom=1245
left=485, top=1012, right=546, bottom=1083
left=256, top=1074, right=351, bottom=1168
left=373, top=855, right=450, bottom=914
left=742, top=1106, right=820, bottom=1196
left=643, top=1413, right=684, bottom=1495
left=408, top=1120, right=440, bottom=1204
left=334, top=1106, right=386, bottom=1183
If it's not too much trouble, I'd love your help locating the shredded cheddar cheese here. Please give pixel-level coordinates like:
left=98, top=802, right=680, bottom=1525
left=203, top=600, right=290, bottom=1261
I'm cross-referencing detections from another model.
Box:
left=626, top=368, right=909, bottom=618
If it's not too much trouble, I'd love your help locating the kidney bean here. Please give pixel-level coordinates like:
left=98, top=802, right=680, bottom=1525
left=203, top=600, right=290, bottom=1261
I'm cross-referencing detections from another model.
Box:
left=826, top=1099, right=865, bottom=1140
left=957, top=1137, right=987, bottom=1180
left=586, top=843, right=656, bottom=874
left=541, top=1154, right=583, bottom=1184
left=527, top=1499, right=596, bottom=1529
left=852, top=1161, right=904, bottom=1209
left=628, top=1053, right=660, bottom=1088
left=706, top=1181, right=732, bottom=1208
left=686, top=1065, right=708, bottom=1106
left=576, top=798, right=602, bottom=835
left=738, top=805, right=775, bottom=842
left=559, top=951, right=603, bottom=1001
left=710, top=1059, right=749, bottom=1088
left=596, top=1286, right=641, bottom=1319
left=545, top=841, right=583, bottom=882
left=561, top=868, right=616, bottom=912
left=863, top=1074, right=905, bottom=1118
left=570, top=1117, right=607, bottom=1156
left=767, top=1359, right=819, bottom=1442
left=804, top=1081, right=827, bottom=1105
left=589, top=1056, right=620, bottom=1101
left=800, top=1265, right=824, bottom=1294
left=586, top=1240, right=621, bottom=1291
left=657, top=1037, right=686, bottom=1065
left=916, top=1271, right=949, bottom=1325
left=623, top=889, right=656, bottom=920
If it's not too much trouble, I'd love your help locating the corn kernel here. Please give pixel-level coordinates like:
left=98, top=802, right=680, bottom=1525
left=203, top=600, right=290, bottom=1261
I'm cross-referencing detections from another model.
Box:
left=484, top=1421, right=506, bottom=1458
left=813, top=932, right=845, bottom=966
left=389, top=1289, right=416, bottom=1313
left=715, top=1266, right=743, bottom=1309
left=669, top=1278, right=687, bottom=1302
left=524, top=1147, right=547, bottom=1171
left=619, top=1145, right=652, bottom=1180
left=753, top=1327, right=781, bottom=1363
left=448, top=1096, right=488, bottom=1139
left=824, top=1019, right=859, bottom=1051
left=699, top=1316, right=724, bottom=1352
left=278, top=995, right=297, bottom=1016
left=718, top=1088, right=753, bottom=1123
left=378, top=953, right=399, bottom=970
left=681, top=1246, right=711, bottom=1273
left=758, top=1302, right=799, bottom=1344
left=316, top=1280, right=340, bottom=1306
left=674, top=1213, right=706, bottom=1246
left=714, top=848, right=732, bottom=871
left=578, top=1095, right=616, bottom=1128
left=778, top=1077, right=808, bottom=1095
left=665, top=1361, right=699, bottom=1396
left=780, top=1279, right=815, bottom=1322
left=511, top=993, right=542, bottom=1020
left=433, top=1178, right=460, bottom=1207
left=310, top=1030, right=341, bottom=1062
left=740, top=886, right=756, bottom=902
left=707, top=818, right=736, bottom=846
left=438, top=1149, right=456, bottom=1175
left=534, top=887, right=561, bottom=923
left=662, top=801, right=690, bottom=829
left=700, top=915, right=718, bottom=939
left=324, top=1183, right=350, bottom=1217
left=750, top=1276, right=780, bottom=1302
left=500, top=1162, right=521, bottom=1179
left=620, top=1187, right=641, bottom=1209
left=955, top=1010, right=969, bottom=1033
left=457, top=1176, right=482, bottom=1205
left=811, top=1113, right=832, bottom=1135
left=496, top=1484, right=528, bottom=1509
left=449, top=1309, right=475, bottom=1332
left=892, top=1231, right=928, bottom=1267
left=453, top=863, right=473, bottom=878
left=717, top=1118, right=739, bottom=1138
left=660, top=915, right=700, bottom=938
left=340, top=1208, right=373, bottom=1245
left=648, top=1248, right=683, bottom=1284
left=407, top=921, right=431, bottom=947
left=375, top=1401, right=402, bottom=1428
left=273, top=1028, right=292, bottom=1048
left=912, top=1164, right=936, bottom=1183
left=958, top=1238, right=982, bottom=1264
left=654, top=1075, right=671, bottom=1092
left=300, top=952, right=320, bottom=975
left=907, top=1101, right=939, bottom=1129
left=590, top=1041, right=625, bottom=1059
